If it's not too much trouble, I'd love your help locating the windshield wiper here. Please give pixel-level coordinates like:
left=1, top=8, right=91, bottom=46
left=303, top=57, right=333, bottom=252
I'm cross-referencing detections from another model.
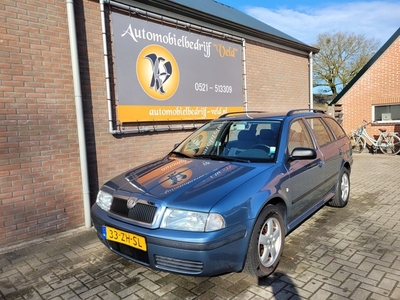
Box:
left=194, top=154, right=250, bottom=163
left=169, top=151, right=192, bottom=158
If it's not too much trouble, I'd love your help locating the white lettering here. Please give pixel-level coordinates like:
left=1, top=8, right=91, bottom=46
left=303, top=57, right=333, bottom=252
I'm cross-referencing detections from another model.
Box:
left=121, top=24, right=138, bottom=42
left=121, top=24, right=214, bottom=58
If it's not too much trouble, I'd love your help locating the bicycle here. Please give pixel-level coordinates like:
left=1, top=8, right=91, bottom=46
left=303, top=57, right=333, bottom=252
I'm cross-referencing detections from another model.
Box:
left=349, top=120, right=400, bottom=155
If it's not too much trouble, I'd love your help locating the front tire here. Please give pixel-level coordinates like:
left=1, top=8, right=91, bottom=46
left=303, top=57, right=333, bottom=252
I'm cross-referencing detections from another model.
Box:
left=328, top=168, right=350, bottom=207
left=244, top=205, right=284, bottom=278
left=351, top=136, right=366, bottom=153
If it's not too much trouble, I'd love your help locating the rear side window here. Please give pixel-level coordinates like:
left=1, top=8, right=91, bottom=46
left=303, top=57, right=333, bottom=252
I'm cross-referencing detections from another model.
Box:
left=306, top=118, right=333, bottom=147
left=324, top=117, right=347, bottom=139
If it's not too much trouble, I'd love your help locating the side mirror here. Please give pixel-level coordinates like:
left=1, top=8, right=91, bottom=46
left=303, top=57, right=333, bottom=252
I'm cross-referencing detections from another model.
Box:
left=288, top=147, right=317, bottom=162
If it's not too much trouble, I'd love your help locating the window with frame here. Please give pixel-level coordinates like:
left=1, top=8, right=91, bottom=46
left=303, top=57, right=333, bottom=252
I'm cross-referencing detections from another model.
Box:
left=323, top=117, right=347, bottom=139
left=306, top=117, right=334, bottom=147
left=373, top=104, right=400, bottom=122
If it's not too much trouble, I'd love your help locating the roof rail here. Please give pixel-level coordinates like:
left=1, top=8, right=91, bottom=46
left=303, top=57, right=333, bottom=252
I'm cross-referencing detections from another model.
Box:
left=219, top=111, right=265, bottom=118
left=286, top=109, right=325, bottom=116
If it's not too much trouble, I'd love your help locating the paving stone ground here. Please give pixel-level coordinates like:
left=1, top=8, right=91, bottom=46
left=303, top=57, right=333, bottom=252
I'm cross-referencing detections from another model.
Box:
left=1, top=153, right=400, bottom=299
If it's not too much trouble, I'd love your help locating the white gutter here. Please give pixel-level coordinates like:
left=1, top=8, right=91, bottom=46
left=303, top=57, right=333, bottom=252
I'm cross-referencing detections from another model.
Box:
left=105, top=0, right=243, bottom=43
left=66, top=0, right=91, bottom=228
left=242, top=39, right=248, bottom=111
left=99, top=0, right=114, bottom=134
left=309, top=51, right=314, bottom=110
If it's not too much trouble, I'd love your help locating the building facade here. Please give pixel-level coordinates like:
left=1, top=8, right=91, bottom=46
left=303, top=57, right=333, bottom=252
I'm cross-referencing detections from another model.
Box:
left=331, top=28, right=400, bottom=138
left=1, top=0, right=317, bottom=245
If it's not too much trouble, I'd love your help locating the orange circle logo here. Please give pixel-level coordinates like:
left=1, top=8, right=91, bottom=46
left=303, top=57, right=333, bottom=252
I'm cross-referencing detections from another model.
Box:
left=136, top=45, right=180, bottom=101
left=160, top=168, right=192, bottom=188
left=182, top=132, right=208, bottom=155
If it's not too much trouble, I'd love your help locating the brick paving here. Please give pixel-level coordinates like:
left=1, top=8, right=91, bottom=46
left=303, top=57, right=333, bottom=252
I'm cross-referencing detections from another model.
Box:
left=1, top=153, right=400, bottom=299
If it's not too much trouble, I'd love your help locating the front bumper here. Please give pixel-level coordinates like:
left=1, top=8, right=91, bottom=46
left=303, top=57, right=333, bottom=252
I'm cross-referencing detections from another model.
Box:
left=91, top=204, right=251, bottom=277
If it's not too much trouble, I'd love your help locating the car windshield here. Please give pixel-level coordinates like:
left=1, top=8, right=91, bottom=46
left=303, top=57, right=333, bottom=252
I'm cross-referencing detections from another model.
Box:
left=173, top=120, right=281, bottom=162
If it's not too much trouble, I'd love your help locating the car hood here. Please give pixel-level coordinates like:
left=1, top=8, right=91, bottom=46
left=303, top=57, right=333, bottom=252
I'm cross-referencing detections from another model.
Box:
left=104, top=155, right=273, bottom=211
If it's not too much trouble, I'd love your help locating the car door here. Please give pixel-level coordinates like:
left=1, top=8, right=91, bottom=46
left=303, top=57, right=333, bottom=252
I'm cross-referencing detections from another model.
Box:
left=282, top=119, right=326, bottom=227
left=305, top=117, right=340, bottom=194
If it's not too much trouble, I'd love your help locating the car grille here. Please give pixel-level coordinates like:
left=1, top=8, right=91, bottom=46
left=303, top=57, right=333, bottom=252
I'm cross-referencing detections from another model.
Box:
left=108, top=241, right=149, bottom=264
left=110, top=197, right=157, bottom=225
left=155, top=255, right=203, bottom=274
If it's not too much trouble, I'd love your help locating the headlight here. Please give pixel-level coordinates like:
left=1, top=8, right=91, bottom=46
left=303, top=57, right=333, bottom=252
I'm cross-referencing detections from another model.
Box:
left=96, top=190, right=113, bottom=211
left=160, top=208, right=225, bottom=232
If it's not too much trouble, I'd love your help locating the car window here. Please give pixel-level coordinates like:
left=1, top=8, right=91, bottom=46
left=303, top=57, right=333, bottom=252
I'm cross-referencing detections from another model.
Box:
left=223, top=121, right=280, bottom=160
left=176, top=120, right=281, bottom=162
left=287, top=120, right=314, bottom=154
left=179, top=121, right=228, bottom=156
left=306, top=117, right=334, bottom=147
left=323, top=117, right=347, bottom=139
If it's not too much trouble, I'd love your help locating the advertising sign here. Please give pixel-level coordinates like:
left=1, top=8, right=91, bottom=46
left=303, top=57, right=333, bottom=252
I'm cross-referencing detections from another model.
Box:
left=111, top=11, right=244, bottom=123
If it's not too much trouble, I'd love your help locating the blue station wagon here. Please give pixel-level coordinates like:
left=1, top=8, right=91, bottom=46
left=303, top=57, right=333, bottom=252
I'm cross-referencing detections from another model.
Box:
left=91, top=109, right=353, bottom=278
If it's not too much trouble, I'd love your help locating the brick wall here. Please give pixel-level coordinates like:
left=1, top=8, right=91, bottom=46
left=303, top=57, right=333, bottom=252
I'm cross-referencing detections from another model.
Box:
left=246, top=41, right=310, bottom=111
left=0, top=0, right=85, bottom=245
left=0, top=0, right=310, bottom=246
left=339, top=35, right=400, bottom=136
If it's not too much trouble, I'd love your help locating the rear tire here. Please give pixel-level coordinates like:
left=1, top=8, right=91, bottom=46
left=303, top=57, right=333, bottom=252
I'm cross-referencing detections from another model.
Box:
left=379, top=135, right=400, bottom=155
left=243, top=205, right=284, bottom=278
left=328, top=168, right=350, bottom=207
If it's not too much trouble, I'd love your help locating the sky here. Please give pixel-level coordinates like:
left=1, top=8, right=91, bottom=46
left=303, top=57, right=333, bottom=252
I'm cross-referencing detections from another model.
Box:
left=217, top=0, right=400, bottom=47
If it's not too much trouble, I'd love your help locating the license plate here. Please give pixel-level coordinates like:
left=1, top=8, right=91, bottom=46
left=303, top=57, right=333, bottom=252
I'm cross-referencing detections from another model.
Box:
left=102, top=226, right=147, bottom=252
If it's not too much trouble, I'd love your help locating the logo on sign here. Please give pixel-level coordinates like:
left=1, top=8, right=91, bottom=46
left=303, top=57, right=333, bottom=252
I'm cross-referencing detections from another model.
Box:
left=137, top=45, right=180, bottom=101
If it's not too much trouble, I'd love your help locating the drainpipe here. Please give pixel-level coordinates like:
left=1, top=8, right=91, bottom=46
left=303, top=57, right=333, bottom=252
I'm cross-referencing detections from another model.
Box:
left=309, top=51, right=313, bottom=110
left=66, top=0, right=92, bottom=228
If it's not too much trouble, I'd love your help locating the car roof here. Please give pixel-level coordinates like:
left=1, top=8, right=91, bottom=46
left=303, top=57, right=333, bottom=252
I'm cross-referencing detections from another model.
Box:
left=217, top=109, right=327, bottom=121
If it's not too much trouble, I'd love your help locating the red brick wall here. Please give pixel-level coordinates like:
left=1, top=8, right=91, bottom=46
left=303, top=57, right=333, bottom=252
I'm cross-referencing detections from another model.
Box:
left=0, top=0, right=310, bottom=246
left=340, top=35, right=400, bottom=137
left=246, top=41, right=310, bottom=111
left=0, top=0, right=84, bottom=244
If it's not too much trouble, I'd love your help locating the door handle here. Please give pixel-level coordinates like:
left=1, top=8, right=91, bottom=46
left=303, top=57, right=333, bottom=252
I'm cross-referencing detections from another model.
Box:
left=306, top=160, right=323, bottom=169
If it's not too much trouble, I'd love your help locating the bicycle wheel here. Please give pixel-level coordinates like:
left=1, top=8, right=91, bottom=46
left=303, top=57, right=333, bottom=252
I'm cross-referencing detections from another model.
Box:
left=379, top=135, right=400, bottom=155
left=351, top=135, right=366, bottom=153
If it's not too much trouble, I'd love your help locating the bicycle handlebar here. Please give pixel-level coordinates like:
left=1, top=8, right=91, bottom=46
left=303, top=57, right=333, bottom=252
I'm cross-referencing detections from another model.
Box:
left=354, top=120, right=372, bottom=133
left=361, top=120, right=376, bottom=127
left=352, top=120, right=379, bottom=135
